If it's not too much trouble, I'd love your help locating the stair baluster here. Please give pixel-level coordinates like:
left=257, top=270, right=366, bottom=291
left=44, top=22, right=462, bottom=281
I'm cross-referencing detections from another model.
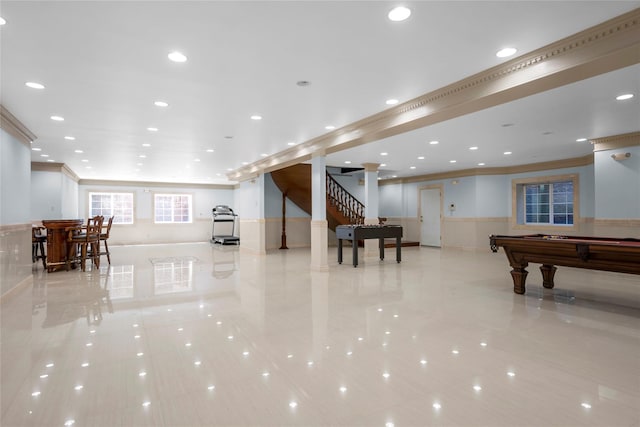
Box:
left=326, top=173, right=364, bottom=225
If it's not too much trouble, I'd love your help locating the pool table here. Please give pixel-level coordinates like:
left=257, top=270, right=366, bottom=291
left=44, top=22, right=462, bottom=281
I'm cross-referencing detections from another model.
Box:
left=489, top=234, right=640, bottom=294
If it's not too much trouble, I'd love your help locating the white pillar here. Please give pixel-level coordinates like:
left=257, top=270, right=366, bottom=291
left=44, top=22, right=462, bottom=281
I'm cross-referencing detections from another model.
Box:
left=310, top=153, right=329, bottom=271
left=238, top=173, right=266, bottom=255
left=362, top=163, right=381, bottom=257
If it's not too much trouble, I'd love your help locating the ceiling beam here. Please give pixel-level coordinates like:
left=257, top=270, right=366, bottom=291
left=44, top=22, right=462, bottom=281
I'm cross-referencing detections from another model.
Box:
left=228, top=8, right=640, bottom=182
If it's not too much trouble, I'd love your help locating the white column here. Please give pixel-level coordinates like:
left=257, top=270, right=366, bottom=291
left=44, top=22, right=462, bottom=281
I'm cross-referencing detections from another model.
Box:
left=310, top=153, right=329, bottom=271
left=238, top=173, right=266, bottom=255
left=362, top=163, right=381, bottom=257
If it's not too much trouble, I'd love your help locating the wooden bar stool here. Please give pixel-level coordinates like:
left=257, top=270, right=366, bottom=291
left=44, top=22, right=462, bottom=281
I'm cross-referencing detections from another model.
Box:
left=66, top=216, right=103, bottom=272
left=32, top=226, right=47, bottom=269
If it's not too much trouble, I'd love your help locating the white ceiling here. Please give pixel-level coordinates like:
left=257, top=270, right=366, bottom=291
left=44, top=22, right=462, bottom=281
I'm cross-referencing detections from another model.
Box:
left=1, top=1, right=639, bottom=185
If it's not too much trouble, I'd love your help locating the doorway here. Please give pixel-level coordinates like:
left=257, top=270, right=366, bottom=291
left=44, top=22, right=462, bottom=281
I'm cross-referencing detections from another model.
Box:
left=420, top=187, right=442, bottom=247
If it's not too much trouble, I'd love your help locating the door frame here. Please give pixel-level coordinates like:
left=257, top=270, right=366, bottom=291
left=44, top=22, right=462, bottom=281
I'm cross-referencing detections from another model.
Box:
left=418, top=184, right=444, bottom=247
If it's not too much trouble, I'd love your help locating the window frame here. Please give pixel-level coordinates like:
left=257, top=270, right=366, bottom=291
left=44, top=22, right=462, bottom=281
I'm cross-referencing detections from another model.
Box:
left=153, top=193, right=193, bottom=224
left=511, top=174, right=579, bottom=231
left=88, top=191, right=135, bottom=225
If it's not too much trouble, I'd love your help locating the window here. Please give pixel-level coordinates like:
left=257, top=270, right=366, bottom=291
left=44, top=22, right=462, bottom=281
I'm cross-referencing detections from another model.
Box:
left=89, top=192, right=134, bottom=224
left=525, top=181, right=573, bottom=225
left=154, top=194, right=192, bottom=223
left=512, top=174, right=579, bottom=229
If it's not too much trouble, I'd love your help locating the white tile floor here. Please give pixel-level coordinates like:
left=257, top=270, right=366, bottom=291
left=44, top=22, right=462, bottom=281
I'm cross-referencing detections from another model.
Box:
left=2, top=243, right=639, bottom=426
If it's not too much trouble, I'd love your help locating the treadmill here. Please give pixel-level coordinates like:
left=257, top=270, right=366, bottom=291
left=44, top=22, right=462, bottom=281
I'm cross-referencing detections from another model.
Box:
left=211, top=205, right=240, bottom=245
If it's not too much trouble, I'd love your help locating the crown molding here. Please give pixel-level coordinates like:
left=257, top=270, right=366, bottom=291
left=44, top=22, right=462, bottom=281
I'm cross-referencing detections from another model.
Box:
left=31, top=162, right=80, bottom=182
left=1, top=105, right=37, bottom=147
left=591, top=131, right=640, bottom=151
left=78, top=178, right=235, bottom=190
left=228, top=8, right=640, bottom=183
left=378, top=154, right=594, bottom=185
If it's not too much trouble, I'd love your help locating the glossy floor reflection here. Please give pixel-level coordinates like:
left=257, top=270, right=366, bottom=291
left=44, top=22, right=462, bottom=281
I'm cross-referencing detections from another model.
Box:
left=2, top=243, right=639, bottom=426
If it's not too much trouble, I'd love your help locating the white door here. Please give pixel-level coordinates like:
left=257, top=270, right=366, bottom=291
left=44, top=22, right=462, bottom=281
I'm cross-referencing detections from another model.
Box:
left=420, top=188, right=441, bottom=247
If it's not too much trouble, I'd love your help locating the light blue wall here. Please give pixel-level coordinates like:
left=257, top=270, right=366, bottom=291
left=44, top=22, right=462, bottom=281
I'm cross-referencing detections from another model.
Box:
left=1, top=129, right=31, bottom=225
left=444, top=176, right=477, bottom=218
left=595, top=146, right=640, bottom=218
left=31, top=170, right=64, bottom=220
left=379, top=183, right=403, bottom=217
left=31, top=170, right=79, bottom=221
left=475, top=175, right=510, bottom=217
left=236, top=176, right=264, bottom=219
left=380, top=163, right=596, bottom=220
left=61, top=173, right=79, bottom=218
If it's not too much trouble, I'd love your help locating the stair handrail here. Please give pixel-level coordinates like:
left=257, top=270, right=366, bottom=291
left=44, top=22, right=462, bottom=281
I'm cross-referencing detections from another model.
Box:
left=326, top=173, right=364, bottom=224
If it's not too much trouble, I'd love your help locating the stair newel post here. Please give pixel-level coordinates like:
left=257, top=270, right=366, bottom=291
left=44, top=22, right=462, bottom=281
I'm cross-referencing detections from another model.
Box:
left=280, top=191, right=289, bottom=250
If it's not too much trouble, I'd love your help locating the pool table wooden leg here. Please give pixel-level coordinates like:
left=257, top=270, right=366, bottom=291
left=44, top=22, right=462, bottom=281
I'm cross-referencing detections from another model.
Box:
left=540, top=264, right=557, bottom=289
left=510, top=266, right=528, bottom=294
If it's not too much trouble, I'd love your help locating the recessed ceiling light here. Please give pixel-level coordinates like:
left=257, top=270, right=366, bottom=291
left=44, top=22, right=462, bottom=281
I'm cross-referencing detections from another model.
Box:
left=81, top=159, right=89, bottom=162
left=344, top=161, right=352, bottom=164
left=242, top=162, right=249, bottom=165
left=25, top=82, right=45, bottom=89
left=385, top=99, right=398, bottom=105
left=576, top=138, right=587, bottom=142
left=261, top=153, right=268, bottom=157
left=504, top=151, right=512, bottom=155
left=32, top=147, right=42, bottom=151
left=616, top=93, right=634, bottom=101
left=147, top=127, right=158, bottom=132
left=41, top=154, right=49, bottom=157
left=410, top=166, right=416, bottom=169
left=206, top=149, right=214, bottom=153
left=250, top=115, right=262, bottom=120
left=287, top=142, right=296, bottom=146
left=388, top=6, right=411, bottom=21
left=380, top=152, right=388, bottom=156
left=50, top=116, right=64, bottom=121
left=449, top=160, right=456, bottom=163
left=139, top=154, right=146, bottom=158
left=325, top=125, right=335, bottom=130
left=64, top=136, right=75, bottom=140
left=478, top=162, right=485, bottom=166
left=380, top=163, right=387, bottom=167
left=168, top=51, right=187, bottom=63
left=142, top=143, right=151, bottom=147
left=74, top=150, right=83, bottom=153
left=429, top=140, right=439, bottom=145
left=47, top=159, right=55, bottom=162
left=417, top=156, right=424, bottom=160
left=496, top=47, right=517, bottom=58
left=154, top=101, right=169, bottom=107
left=0, top=17, right=6, bottom=25
left=469, top=146, right=478, bottom=150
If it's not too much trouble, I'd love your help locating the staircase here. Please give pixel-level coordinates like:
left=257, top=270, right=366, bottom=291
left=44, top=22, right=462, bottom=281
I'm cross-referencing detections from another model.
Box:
left=271, top=164, right=364, bottom=231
